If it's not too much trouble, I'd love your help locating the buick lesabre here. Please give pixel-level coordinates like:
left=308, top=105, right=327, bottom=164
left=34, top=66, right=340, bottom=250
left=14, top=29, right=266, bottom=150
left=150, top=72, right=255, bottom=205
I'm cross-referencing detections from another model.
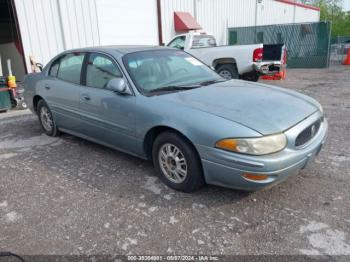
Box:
left=24, top=46, right=327, bottom=192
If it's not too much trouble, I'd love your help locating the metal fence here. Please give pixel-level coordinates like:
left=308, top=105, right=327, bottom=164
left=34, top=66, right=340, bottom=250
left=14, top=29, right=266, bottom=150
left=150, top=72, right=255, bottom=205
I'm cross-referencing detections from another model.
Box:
left=331, top=36, right=350, bottom=44
left=330, top=36, right=350, bottom=65
left=228, top=22, right=331, bottom=68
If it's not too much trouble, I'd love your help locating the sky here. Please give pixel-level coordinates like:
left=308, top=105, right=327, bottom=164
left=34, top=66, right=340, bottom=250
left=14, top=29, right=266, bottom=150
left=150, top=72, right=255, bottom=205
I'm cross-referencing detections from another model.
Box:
left=343, top=0, right=350, bottom=11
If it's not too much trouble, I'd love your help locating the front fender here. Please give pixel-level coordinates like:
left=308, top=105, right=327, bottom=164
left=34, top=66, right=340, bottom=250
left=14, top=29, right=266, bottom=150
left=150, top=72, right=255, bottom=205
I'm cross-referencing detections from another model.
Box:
left=134, top=95, right=261, bottom=155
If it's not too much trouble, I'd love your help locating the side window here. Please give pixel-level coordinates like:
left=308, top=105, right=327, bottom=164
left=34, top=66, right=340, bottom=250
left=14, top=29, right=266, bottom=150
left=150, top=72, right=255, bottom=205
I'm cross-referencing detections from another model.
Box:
left=57, top=53, right=84, bottom=84
left=192, top=35, right=217, bottom=48
left=49, top=59, right=60, bottom=77
left=168, top=36, right=186, bottom=50
left=86, top=53, right=122, bottom=89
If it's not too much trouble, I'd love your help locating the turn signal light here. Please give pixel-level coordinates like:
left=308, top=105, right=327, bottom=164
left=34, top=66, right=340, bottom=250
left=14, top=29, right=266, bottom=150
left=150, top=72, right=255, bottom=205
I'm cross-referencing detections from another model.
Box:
left=242, top=173, right=268, bottom=181
left=215, top=139, right=237, bottom=151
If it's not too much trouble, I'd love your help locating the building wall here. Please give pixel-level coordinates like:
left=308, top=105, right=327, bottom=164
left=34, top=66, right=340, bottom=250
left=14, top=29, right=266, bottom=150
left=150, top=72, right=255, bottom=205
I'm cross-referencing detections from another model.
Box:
left=14, top=0, right=158, bottom=73
left=160, top=0, right=320, bottom=45
left=295, top=6, right=320, bottom=22
left=160, top=0, right=195, bottom=45
left=195, top=0, right=257, bottom=46
left=96, top=0, right=158, bottom=45
left=14, top=0, right=65, bottom=72
left=256, top=0, right=295, bottom=26
left=14, top=0, right=320, bottom=74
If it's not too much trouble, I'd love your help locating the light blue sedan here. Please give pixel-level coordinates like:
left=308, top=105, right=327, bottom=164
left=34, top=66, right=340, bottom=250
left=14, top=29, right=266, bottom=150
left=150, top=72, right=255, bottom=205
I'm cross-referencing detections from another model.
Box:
left=24, top=46, right=327, bottom=192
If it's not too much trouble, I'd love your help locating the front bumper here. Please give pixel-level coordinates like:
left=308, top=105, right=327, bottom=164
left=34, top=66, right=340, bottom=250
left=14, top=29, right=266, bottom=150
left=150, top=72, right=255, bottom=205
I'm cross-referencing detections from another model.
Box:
left=196, top=111, right=328, bottom=191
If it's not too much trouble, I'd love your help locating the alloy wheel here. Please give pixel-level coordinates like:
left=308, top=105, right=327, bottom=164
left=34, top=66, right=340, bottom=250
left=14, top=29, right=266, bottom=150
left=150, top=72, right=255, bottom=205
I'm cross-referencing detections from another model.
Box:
left=40, top=106, right=53, bottom=132
left=158, top=143, right=188, bottom=183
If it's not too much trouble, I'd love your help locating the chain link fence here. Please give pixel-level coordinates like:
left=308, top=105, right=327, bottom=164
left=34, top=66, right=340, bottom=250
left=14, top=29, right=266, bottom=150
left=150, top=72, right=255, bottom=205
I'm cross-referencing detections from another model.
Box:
left=330, top=36, right=350, bottom=65
left=228, top=22, right=332, bottom=68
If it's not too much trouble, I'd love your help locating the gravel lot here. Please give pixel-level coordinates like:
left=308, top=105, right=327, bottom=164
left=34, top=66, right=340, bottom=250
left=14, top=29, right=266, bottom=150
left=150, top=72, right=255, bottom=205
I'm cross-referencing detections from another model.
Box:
left=0, top=66, right=349, bottom=258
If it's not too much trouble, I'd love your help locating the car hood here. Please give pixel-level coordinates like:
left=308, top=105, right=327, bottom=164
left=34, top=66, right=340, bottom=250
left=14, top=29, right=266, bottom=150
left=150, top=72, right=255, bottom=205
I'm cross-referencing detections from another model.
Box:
left=159, top=80, right=319, bottom=135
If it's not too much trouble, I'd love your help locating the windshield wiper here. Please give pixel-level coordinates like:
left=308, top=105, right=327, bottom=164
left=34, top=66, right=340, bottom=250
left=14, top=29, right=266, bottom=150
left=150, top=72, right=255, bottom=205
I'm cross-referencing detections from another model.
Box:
left=199, top=79, right=227, bottom=86
left=148, top=84, right=201, bottom=94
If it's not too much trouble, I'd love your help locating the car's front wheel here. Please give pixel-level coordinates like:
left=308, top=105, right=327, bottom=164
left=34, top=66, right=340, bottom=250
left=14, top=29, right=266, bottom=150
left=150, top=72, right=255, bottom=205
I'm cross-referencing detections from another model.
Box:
left=37, top=100, right=60, bottom=137
left=152, top=131, right=204, bottom=192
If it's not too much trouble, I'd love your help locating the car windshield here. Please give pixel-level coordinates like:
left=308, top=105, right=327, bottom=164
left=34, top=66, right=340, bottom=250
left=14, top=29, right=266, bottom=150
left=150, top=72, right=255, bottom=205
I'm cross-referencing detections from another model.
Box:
left=123, top=49, right=223, bottom=95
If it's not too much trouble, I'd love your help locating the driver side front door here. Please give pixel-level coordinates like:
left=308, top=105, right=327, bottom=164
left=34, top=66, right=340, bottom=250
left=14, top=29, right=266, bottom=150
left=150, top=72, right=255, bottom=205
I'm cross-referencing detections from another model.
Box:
left=77, top=52, right=137, bottom=153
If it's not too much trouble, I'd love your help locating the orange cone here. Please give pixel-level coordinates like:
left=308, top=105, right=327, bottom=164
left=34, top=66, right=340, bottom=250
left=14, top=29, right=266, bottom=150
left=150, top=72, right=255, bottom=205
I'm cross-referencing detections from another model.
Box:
left=344, top=48, right=350, bottom=65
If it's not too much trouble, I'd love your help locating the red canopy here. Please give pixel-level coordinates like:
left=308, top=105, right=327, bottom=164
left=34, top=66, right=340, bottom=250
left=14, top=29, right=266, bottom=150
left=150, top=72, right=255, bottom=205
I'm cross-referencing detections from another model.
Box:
left=174, top=12, right=202, bottom=32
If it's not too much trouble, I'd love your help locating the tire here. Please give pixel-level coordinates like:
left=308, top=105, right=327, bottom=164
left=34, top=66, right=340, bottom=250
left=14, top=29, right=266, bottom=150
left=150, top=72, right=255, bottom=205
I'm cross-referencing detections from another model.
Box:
left=242, top=72, right=260, bottom=82
left=152, top=131, right=205, bottom=192
left=216, top=64, right=239, bottom=80
left=37, top=100, right=60, bottom=137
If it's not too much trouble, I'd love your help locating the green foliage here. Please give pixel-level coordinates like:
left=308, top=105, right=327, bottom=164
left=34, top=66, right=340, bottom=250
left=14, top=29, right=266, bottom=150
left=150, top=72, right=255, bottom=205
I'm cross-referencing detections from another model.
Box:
left=299, top=0, right=350, bottom=37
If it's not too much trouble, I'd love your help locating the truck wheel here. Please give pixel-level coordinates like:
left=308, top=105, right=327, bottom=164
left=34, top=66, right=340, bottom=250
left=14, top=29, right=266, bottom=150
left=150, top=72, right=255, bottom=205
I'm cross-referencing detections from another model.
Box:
left=152, top=131, right=205, bottom=193
left=216, top=64, right=239, bottom=80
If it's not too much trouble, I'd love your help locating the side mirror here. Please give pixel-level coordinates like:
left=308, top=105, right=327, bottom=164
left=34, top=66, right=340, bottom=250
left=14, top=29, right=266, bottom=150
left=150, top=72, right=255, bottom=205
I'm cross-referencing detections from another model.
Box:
left=106, top=78, right=131, bottom=95
left=36, top=63, right=43, bottom=72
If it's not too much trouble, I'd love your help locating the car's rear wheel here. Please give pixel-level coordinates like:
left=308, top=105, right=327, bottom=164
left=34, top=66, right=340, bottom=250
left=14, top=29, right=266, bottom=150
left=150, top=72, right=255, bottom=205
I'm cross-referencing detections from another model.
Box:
left=37, top=100, right=60, bottom=137
left=216, top=64, right=239, bottom=80
left=152, top=131, right=204, bottom=192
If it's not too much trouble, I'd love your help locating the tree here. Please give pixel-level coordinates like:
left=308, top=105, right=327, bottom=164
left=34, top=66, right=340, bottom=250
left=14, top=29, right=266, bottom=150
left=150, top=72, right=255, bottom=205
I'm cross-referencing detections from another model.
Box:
left=298, top=0, right=350, bottom=37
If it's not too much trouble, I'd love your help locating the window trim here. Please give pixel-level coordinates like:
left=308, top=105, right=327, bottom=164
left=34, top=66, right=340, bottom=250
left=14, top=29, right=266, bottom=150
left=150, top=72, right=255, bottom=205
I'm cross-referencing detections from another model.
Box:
left=49, top=57, right=61, bottom=77
left=82, top=50, right=135, bottom=95
left=48, top=52, right=86, bottom=86
left=167, top=36, right=186, bottom=50
left=82, top=52, right=123, bottom=89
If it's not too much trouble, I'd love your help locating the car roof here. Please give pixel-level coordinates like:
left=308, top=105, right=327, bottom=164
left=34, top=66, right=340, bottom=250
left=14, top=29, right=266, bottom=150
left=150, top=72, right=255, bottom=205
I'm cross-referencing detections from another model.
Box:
left=64, top=45, right=173, bottom=55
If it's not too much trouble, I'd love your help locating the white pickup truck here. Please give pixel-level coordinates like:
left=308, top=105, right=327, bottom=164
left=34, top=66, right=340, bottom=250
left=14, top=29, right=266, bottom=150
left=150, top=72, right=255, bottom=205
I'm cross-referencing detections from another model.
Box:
left=167, top=32, right=284, bottom=81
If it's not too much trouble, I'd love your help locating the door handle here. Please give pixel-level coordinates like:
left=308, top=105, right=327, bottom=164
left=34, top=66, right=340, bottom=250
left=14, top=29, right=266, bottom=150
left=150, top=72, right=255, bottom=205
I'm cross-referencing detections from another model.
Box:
left=44, top=85, right=50, bottom=90
left=81, top=94, right=91, bottom=101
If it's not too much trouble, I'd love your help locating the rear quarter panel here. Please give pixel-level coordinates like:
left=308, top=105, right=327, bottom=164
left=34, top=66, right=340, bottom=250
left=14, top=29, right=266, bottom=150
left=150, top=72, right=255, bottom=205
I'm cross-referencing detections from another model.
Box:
left=187, top=44, right=263, bottom=74
left=23, top=72, right=45, bottom=113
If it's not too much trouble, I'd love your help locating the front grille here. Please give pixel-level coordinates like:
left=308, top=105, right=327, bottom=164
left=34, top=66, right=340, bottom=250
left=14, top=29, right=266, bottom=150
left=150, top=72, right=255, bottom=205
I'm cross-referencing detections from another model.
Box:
left=295, top=118, right=322, bottom=147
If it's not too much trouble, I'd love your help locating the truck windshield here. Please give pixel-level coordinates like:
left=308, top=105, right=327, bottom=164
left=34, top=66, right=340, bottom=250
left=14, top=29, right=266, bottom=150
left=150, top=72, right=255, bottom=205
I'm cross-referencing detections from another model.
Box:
left=192, top=35, right=217, bottom=48
left=123, top=49, right=222, bottom=95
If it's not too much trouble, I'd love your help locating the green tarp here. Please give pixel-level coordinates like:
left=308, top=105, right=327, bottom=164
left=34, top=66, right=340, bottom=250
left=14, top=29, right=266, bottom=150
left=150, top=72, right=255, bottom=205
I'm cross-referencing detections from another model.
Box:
left=228, top=22, right=331, bottom=68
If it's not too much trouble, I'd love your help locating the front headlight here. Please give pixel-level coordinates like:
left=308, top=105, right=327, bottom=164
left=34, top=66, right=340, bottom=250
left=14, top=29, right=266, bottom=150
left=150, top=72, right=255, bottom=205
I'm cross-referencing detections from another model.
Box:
left=215, top=133, right=287, bottom=155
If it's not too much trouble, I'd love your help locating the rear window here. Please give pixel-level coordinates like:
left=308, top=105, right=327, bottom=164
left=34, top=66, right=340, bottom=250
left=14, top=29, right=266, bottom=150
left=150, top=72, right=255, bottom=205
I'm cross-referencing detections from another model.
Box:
left=192, top=35, right=217, bottom=48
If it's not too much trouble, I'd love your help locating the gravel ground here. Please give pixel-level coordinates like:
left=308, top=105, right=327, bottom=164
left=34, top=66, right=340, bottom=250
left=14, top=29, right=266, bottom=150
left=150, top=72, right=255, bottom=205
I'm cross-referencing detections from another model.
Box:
left=0, top=66, right=349, bottom=258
